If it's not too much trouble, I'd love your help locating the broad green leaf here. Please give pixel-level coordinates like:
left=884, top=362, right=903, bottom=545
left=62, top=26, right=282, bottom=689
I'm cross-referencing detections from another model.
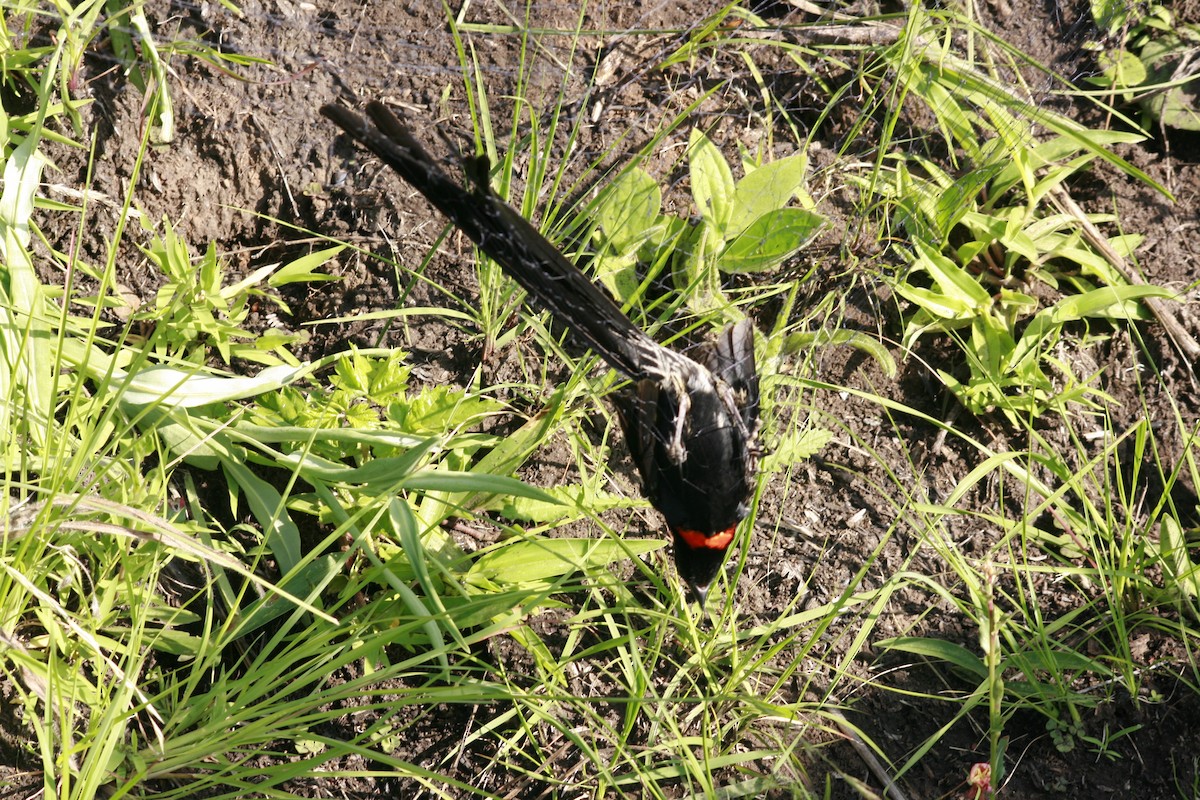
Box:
left=781, top=329, right=897, bottom=377
left=913, top=240, right=994, bottom=307
left=390, top=496, right=460, bottom=655
left=468, top=537, right=664, bottom=586
left=1149, top=91, right=1200, bottom=132
left=1011, top=647, right=1113, bottom=676
left=403, top=470, right=560, bottom=505
left=223, top=259, right=280, bottom=298
left=727, top=151, right=810, bottom=237
left=996, top=288, right=1037, bottom=314
left=233, top=557, right=340, bottom=634
left=934, top=165, right=1004, bottom=235
left=919, top=68, right=980, bottom=161
left=672, top=220, right=731, bottom=313
left=999, top=207, right=1043, bottom=266
left=592, top=251, right=641, bottom=305
left=1049, top=284, right=1175, bottom=323
left=396, top=385, right=501, bottom=434
left=990, top=130, right=1143, bottom=198
left=221, top=458, right=302, bottom=574
left=970, top=314, right=1017, bottom=376
left=1107, top=233, right=1144, bottom=258
left=688, top=128, right=734, bottom=229
left=146, top=407, right=235, bottom=469
left=1100, top=48, right=1147, bottom=89
left=718, top=208, right=823, bottom=273
left=430, top=591, right=564, bottom=628
left=1139, top=27, right=1200, bottom=129
left=440, top=388, right=568, bottom=516
left=1090, top=0, right=1130, bottom=34
left=1158, top=515, right=1200, bottom=599
left=0, top=134, right=51, bottom=444
left=958, top=208, right=1008, bottom=243
left=488, top=485, right=643, bottom=524
left=112, top=363, right=312, bottom=408
left=894, top=284, right=976, bottom=319
left=593, top=167, right=662, bottom=254
left=282, top=451, right=428, bottom=490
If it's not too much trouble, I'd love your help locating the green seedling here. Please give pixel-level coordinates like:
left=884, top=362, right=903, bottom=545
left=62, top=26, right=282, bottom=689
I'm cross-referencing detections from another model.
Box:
left=134, top=221, right=334, bottom=366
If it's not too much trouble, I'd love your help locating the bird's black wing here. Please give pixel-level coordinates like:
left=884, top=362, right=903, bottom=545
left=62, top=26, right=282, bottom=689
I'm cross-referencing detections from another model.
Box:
left=321, top=101, right=672, bottom=383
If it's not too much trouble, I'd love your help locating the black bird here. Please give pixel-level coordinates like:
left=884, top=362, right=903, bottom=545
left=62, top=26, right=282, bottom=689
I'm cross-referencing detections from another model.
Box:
left=321, top=101, right=760, bottom=605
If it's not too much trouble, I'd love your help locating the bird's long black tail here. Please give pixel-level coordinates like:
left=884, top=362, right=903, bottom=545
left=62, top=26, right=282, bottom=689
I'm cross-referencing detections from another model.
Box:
left=321, top=101, right=674, bottom=382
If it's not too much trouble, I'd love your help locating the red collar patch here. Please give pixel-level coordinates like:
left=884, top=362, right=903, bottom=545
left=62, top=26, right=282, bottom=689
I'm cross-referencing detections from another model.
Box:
left=676, top=526, right=736, bottom=550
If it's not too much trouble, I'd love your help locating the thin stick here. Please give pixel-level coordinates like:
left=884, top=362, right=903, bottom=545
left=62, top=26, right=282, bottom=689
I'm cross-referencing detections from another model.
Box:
left=1050, top=186, right=1200, bottom=369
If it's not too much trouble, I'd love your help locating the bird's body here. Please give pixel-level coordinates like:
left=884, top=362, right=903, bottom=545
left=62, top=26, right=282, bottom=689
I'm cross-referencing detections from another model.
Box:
left=322, top=101, right=760, bottom=604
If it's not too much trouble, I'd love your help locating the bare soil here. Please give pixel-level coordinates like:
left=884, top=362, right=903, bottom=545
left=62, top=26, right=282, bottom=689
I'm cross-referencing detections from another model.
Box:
left=7, top=0, right=1200, bottom=797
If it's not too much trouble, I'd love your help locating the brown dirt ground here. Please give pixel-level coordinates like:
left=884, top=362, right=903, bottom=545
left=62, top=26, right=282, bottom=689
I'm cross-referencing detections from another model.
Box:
left=6, top=0, right=1200, bottom=797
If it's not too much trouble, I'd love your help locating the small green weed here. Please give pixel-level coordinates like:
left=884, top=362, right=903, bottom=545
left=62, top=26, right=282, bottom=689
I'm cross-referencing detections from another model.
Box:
left=135, top=220, right=334, bottom=366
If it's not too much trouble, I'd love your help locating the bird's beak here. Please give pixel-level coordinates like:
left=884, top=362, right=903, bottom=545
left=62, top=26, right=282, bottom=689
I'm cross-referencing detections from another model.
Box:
left=687, top=579, right=710, bottom=608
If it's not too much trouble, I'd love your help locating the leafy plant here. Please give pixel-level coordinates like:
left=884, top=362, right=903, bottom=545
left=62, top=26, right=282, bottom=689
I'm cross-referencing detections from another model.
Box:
left=1133, top=22, right=1200, bottom=130
left=877, top=116, right=1175, bottom=419
left=590, top=128, right=824, bottom=317
left=896, top=237, right=1171, bottom=421
left=134, top=221, right=337, bottom=366
left=1085, top=2, right=1200, bottom=131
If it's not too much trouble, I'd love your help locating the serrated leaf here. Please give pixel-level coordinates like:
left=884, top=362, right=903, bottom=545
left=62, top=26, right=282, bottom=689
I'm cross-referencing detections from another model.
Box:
left=396, top=385, right=501, bottom=434
left=762, top=427, right=832, bottom=474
